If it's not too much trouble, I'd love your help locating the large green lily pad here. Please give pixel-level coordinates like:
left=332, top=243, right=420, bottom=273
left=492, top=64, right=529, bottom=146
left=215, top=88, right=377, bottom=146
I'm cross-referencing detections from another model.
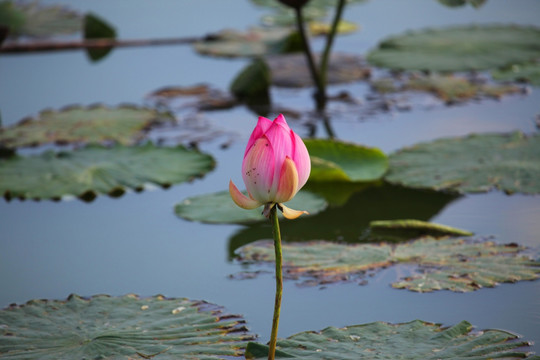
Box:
left=0, top=105, right=174, bottom=148
left=0, top=294, right=254, bottom=359
left=175, top=190, right=327, bottom=224
left=235, top=237, right=540, bottom=292
left=367, top=25, right=540, bottom=72
left=0, top=0, right=81, bottom=38
left=245, top=320, right=537, bottom=359
left=305, top=139, right=388, bottom=182
left=0, top=143, right=215, bottom=201
left=385, top=131, right=540, bottom=194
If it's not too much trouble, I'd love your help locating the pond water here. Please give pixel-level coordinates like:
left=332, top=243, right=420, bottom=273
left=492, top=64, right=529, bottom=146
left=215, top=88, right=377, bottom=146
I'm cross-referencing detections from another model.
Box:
left=1, top=0, right=540, bottom=355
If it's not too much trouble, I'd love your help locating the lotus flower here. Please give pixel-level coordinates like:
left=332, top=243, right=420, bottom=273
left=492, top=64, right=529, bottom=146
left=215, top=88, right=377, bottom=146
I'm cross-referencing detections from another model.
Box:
left=229, top=114, right=311, bottom=219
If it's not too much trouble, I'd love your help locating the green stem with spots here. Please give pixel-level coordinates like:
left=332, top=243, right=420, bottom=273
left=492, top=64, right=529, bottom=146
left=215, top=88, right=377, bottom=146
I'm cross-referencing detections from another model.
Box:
left=268, top=204, right=283, bottom=360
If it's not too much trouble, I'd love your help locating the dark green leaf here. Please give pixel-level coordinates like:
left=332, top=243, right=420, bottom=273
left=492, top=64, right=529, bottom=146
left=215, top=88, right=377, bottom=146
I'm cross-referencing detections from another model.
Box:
left=305, top=139, right=388, bottom=182
left=175, top=190, right=327, bottom=224
left=246, top=320, right=535, bottom=359
left=386, top=131, right=540, bottom=194
left=0, top=143, right=215, bottom=201
left=84, top=13, right=117, bottom=61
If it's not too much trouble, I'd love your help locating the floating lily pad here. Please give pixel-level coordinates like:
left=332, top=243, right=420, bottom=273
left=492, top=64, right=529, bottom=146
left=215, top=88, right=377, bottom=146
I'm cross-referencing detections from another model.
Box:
left=0, top=143, right=215, bottom=201
left=367, top=25, right=540, bottom=72
left=369, top=219, right=473, bottom=242
left=0, top=105, right=174, bottom=148
left=305, top=139, right=388, bottom=182
left=386, top=131, right=540, bottom=194
left=372, top=74, right=523, bottom=104
left=236, top=237, right=540, bottom=292
left=267, top=53, right=370, bottom=88
left=0, top=294, right=254, bottom=359
left=230, top=58, right=271, bottom=103
left=391, top=237, right=540, bottom=292
left=492, top=61, right=540, bottom=86
left=0, top=0, right=82, bottom=38
left=175, top=190, right=327, bottom=224
left=193, top=27, right=292, bottom=58
left=245, top=320, right=536, bottom=359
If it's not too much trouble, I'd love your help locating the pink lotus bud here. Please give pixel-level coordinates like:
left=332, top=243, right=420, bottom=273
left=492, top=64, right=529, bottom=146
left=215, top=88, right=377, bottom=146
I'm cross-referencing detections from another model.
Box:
left=229, top=114, right=311, bottom=219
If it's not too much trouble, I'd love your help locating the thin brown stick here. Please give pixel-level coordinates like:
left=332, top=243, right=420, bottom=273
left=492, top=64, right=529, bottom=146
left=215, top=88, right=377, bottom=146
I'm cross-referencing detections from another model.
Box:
left=0, top=35, right=209, bottom=54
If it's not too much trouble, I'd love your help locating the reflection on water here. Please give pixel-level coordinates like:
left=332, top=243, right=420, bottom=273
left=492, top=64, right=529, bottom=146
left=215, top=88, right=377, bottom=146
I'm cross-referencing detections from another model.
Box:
left=228, top=182, right=460, bottom=256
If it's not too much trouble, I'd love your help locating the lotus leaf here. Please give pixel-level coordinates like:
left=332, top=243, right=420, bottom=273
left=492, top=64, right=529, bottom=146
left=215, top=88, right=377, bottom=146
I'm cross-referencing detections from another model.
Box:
left=369, top=219, right=473, bottom=241
left=304, top=139, right=388, bottom=182
left=0, top=0, right=81, bottom=38
left=193, top=27, right=291, bottom=58
left=236, top=237, right=540, bottom=292
left=492, top=61, right=540, bottom=86
left=0, top=143, right=215, bottom=201
left=0, top=105, right=174, bottom=148
left=367, top=25, right=540, bottom=72
left=385, top=131, right=540, bottom=194
left=175, top=190, right=327, bottom=224
left=245, top=320, right=536, bottom=359
left=0, top=294, right=254, bottom=359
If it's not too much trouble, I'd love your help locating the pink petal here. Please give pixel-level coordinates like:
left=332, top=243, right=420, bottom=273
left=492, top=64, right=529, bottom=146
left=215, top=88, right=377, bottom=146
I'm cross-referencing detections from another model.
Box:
left=242, top=136, right=275, bottom=203
left=290, top=131, right=311, bottom=189
left=244, top=116, right=273, bottom=157
left=264, top=118, right=294, bottom=195
left=229, top=180, right=263, bottom=209
left=273, top=114, right=291, bottom=131
left=279, top=203, right=309, bottom=219
left=274, top=157, right=299, bottom=203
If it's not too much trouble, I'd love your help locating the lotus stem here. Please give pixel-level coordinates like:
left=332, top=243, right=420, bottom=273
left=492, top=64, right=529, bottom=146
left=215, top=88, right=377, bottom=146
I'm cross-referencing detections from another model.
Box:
left=268, top=204, right=283, bottom=360
left=320, top=0, right=346, bottom=91
left=294, top=6, right=326, bottom=111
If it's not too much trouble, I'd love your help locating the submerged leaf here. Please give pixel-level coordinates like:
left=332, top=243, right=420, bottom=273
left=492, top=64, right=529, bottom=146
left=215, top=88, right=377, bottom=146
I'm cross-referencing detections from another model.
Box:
left=0, top=294, right=254, bottom=359
left=367, top=25, right=540, bottom=72
left=386, top=131, right=540, bottom=194
left=0, top=105, right=173, bottom=148
left=246, top=320, right=535, bottom=359
left=175, top=190, right=327, bottom=224
left=0, top=143, right=215, bottom=201
left=236, top=237, right=540, bottom=292
left=305, top=139, right=388, bottom=182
